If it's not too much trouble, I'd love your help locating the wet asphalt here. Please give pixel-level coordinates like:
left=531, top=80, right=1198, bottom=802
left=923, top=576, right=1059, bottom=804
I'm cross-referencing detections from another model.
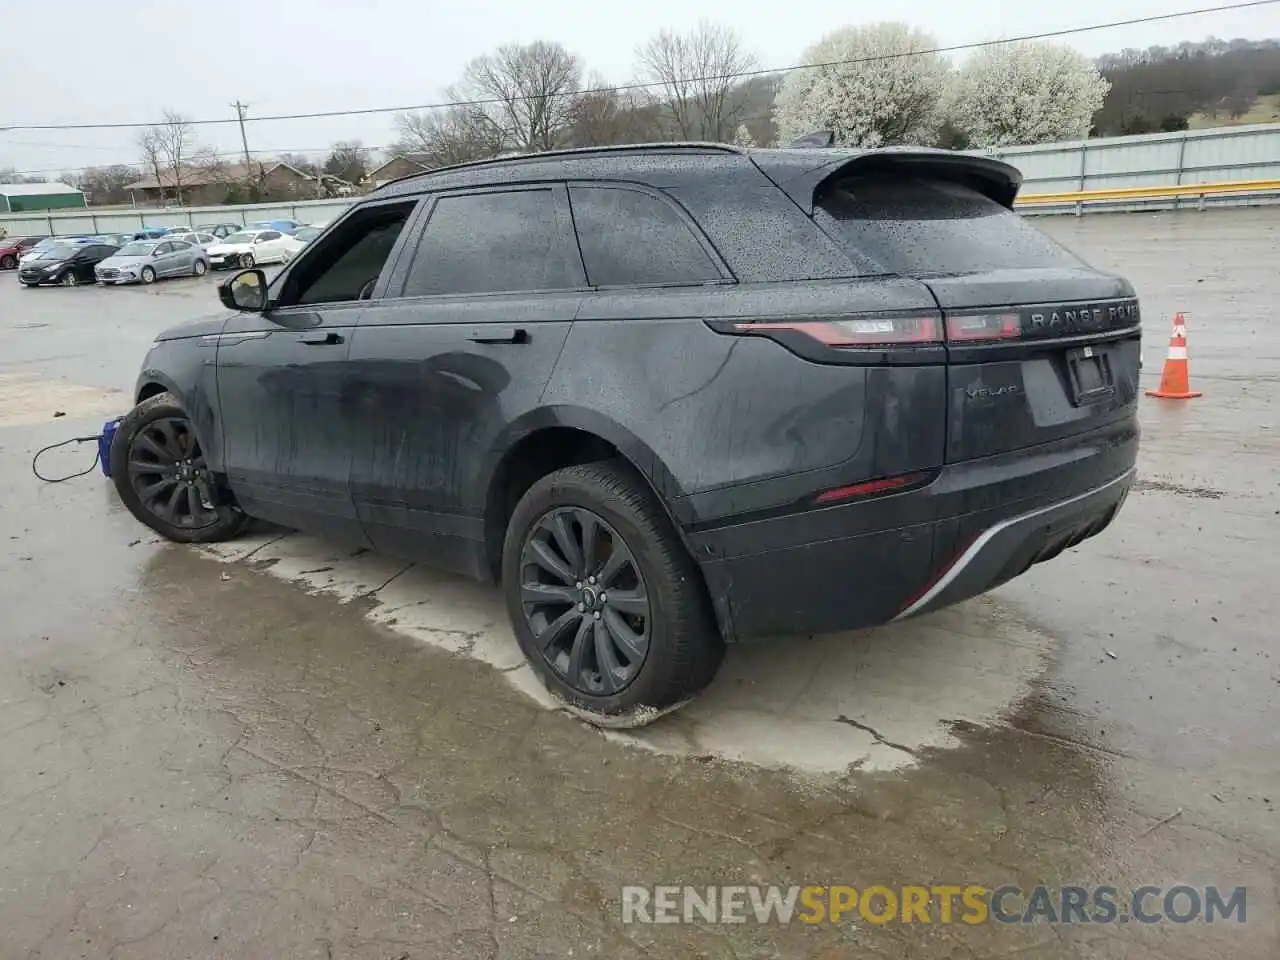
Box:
left=1, top=209, right=1277, bottom=959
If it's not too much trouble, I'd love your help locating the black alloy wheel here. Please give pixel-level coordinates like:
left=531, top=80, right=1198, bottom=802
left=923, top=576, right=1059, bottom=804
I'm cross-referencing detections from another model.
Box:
left=126, top=416, right=221, bottom=530
left=519, top=506, right=651, bottom=696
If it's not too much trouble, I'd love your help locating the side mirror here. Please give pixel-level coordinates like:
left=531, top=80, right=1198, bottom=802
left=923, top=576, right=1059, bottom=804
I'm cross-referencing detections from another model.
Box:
left=219, top=268, right=268, bottom=313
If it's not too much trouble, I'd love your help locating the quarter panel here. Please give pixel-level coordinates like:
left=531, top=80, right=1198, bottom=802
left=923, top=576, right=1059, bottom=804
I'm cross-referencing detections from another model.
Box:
left=545, top=279, right=946, bottom=526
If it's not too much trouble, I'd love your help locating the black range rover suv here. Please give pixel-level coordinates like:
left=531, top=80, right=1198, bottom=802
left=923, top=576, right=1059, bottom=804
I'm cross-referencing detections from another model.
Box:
left=112, top=143, right=1140, bottom=718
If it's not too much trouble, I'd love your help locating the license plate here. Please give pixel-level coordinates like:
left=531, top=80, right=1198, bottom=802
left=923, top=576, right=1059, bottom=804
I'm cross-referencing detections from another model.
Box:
left=1066, top=345, right=1114, bottom=405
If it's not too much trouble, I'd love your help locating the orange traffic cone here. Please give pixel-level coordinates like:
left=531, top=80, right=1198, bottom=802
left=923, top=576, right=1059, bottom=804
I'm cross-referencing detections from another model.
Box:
left=1145, top=312, right=1201, bottom=399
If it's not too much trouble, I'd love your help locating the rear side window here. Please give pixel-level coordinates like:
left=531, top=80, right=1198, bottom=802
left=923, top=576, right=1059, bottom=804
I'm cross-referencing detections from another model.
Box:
left=815, top=177, right=1082, bottom=275
left=569, top=185, right=721, bottom=287
left=403, top=189, right=578, bottom=297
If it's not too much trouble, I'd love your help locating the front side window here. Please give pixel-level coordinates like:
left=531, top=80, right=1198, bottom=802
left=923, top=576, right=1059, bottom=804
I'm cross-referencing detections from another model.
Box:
left=279, top=201, right=415, bottom=306
left=568, top=185, right=722, bottom=287
left=258, top=231, right=281, bottom=242
left=402, top=189, right=578, bottom=297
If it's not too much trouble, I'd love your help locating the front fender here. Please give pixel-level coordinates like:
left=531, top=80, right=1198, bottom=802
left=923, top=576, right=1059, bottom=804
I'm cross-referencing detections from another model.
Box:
left=133, top=333, right=224, bottom=471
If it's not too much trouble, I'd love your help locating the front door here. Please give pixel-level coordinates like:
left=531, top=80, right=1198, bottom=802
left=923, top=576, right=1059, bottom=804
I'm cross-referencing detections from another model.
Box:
left=346, top=185, right=585, bottom=578
left=214, top=197, right=421, bottom=542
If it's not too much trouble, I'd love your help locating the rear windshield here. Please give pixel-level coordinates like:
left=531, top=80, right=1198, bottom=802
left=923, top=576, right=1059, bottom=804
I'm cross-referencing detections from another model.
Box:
left=814, top=177, right=1081, bottom=275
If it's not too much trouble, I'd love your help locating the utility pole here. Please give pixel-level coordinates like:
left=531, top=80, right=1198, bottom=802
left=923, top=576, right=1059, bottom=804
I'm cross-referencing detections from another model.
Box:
left=231, top=101, right=252, bottom=170
left=231, top=100, right=255, bottom=198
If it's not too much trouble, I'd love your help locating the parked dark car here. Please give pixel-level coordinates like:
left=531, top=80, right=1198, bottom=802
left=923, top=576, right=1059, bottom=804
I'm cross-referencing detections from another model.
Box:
left=19, top=241, right=119, bottom=287
left=0, top=235, right=48, bottom=269
left=109, top=143, right=1141, bottom=720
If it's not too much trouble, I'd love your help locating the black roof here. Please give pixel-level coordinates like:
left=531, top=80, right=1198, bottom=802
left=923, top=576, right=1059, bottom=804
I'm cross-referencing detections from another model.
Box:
left=371, top=142, right=1024, bottom=209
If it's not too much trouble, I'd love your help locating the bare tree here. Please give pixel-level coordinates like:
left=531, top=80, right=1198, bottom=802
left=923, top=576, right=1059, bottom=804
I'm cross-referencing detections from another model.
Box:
left=141, top=111, right=195, bottom=205
left=461, top=41, right=582, bottom=152
left=137, top=129, right=166, bottom=203
left=323, top=140, right=370, bottom=183
left=567, top=74, right=662, bottom=147
left=635, top=22, right=758, bottom=141
left=392, top=106, right=506, bottom=168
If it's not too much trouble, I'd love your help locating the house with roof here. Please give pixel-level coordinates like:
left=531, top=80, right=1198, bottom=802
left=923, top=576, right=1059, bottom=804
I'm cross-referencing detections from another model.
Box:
left=124, top=161, right=330, bottom=206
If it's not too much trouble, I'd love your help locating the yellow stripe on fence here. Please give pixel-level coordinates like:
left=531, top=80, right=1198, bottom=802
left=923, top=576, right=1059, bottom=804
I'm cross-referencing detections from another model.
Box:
left=1016, top=179, right=1280, bottom=205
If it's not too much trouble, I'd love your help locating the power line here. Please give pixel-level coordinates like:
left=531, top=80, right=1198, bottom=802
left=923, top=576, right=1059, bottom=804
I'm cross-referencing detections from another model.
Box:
left=0, top=79, right=1261, bottom=178
left=1, top=0, right=1276, bottom=132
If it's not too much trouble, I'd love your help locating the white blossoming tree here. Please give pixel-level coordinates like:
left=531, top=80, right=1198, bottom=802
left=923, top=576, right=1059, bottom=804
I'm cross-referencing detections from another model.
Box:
left=732, top=124, right=757, bottom=147
left=947, top=42, right=1111, bottom=147
left=774, top=23, right=950, bottom=148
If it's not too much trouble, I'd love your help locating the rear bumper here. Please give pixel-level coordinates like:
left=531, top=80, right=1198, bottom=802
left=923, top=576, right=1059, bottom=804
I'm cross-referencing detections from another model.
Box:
left=691, top=416, right=1137, bottom=641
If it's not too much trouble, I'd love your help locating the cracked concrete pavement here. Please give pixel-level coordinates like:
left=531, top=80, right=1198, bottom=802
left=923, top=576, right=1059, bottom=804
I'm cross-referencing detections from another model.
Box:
left=1, top=209, right=1278, bottom=958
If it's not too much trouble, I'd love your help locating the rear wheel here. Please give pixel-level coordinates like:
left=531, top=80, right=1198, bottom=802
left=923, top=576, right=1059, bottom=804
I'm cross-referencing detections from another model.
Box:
left=140, top=266, right=156, bottom=284
left=110, top=392, right=248, bottom=543
left=502, top=460, right=723, bottom=719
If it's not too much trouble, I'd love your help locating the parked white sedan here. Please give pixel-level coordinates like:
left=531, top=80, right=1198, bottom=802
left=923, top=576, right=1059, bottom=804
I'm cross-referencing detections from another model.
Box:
left=206, top=229, right=292, bottom=270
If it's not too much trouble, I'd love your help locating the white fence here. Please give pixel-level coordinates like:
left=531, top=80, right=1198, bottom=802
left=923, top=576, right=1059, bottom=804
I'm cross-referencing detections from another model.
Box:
left=4, top=122, right=1279, bottom=237
left=0, top=197, right=355, bottom=238
left=973, top=122, right=1280, bottom=194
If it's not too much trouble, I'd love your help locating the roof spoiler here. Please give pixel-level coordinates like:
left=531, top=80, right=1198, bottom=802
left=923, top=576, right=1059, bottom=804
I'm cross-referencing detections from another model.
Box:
left=752, top=148, right=1023, bottom=214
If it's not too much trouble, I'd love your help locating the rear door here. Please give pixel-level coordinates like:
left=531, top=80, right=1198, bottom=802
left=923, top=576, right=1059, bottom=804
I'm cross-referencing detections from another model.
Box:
left=164, top=240, right=195, bottom=275
left=255, top=230, right=285, bottom=262
left=814, top=175, right=1141, bottom=463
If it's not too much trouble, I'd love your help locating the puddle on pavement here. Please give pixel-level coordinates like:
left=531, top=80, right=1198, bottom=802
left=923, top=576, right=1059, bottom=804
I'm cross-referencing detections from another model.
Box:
left=202, top=529, right=1056, bottom=776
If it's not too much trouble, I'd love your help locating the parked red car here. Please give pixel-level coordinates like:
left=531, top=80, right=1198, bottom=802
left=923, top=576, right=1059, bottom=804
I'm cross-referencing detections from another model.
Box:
left=0, top=235, right=48, bottom=269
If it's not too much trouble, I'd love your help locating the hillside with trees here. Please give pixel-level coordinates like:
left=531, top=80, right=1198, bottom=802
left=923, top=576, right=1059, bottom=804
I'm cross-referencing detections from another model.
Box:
left=1092, top=38, right=1280, bottom=134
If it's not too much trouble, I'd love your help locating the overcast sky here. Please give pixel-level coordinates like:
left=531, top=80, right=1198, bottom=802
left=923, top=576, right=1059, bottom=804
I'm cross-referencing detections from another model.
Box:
left=2, top=0, right=1278, bottom=178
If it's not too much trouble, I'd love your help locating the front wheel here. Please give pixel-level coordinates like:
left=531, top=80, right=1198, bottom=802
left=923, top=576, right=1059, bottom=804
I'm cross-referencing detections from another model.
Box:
left=0, top=255, right=15, bottom=269
left=59, top=271, right=79, bottom=287
left=110, top=392, right=249, bottom=544
left=193, top=259, right=207, bottom=277
left=239, top=253, right=255, bottom=269
left=140, top=266, right=156, bottom=284
left=502, top=461, right=723, bottom=719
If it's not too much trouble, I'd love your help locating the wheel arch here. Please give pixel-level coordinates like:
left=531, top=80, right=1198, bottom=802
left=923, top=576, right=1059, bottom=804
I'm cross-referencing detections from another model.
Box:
left=479, top=406, right=694, bottom=584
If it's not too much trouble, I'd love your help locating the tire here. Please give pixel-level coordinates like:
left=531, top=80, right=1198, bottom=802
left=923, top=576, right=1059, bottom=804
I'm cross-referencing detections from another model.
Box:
left=239, top=253, right=255, bottom=268
left=140, top=266, right=156, bottom=284
left=59, top=271, right=79, bottom=287
left=0, top=255, right=14, bottom=269
left=502, top=460, right=723, bottom=718
left=193, top=259, right=207, bottom=277
left=110, top=392, right=248, bottom=544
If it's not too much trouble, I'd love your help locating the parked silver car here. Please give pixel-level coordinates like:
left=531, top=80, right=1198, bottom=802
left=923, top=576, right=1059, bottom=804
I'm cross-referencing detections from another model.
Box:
left=94, top=239, right=209, bottom=285
left=167, top=231, right=219, bottom=251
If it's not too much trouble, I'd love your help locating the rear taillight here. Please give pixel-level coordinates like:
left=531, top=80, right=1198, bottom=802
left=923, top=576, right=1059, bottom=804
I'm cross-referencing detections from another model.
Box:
left=812, top=470, right=936, bottom=505
left=731, top=314, right=941, bottom=347
left=944, top=313, right=1021, bottom=342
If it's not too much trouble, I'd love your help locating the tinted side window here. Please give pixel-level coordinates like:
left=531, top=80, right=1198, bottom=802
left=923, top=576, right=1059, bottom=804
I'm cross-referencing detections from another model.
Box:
left=568, top=186, right=722, bottom=287
left=259, top=231, right=281, bottom=242
left=402, top=189, right=578, bottom=297
left=285, top=201, right=415, bottom=306
left=153, top=242, right=173, bottom=255
left=814, top=176, right=1082, bottom=275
